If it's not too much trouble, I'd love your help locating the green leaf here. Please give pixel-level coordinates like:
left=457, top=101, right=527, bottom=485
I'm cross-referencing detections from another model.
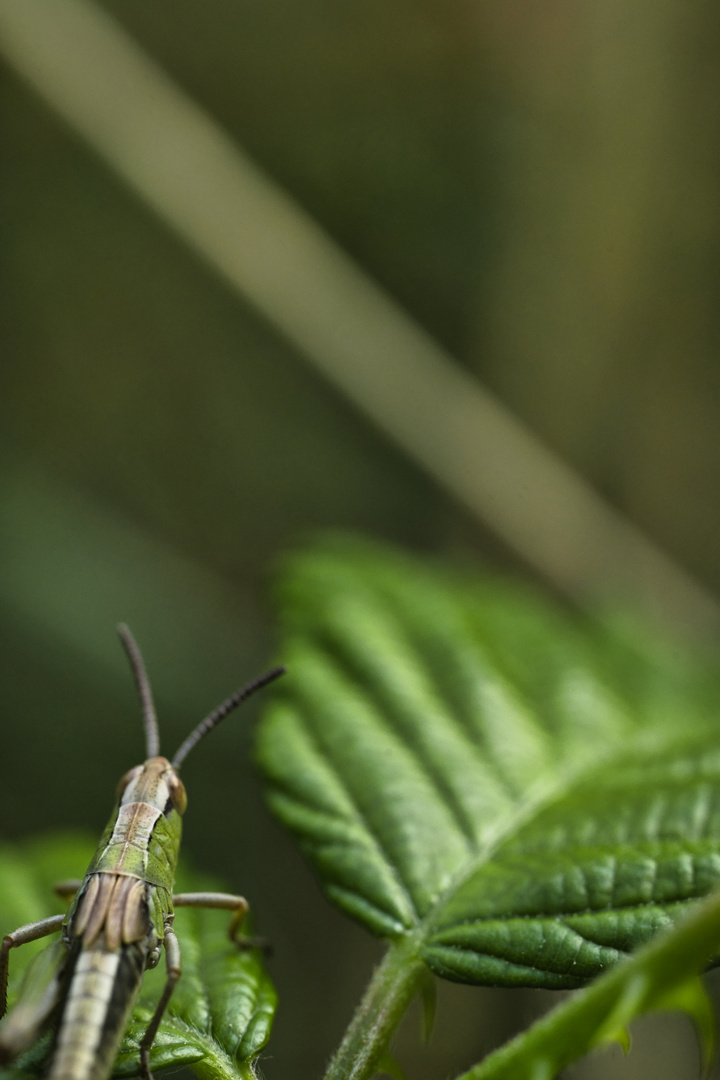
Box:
left=455, top=879, right=720, bottom=1080
left=257, top=538, right=720, bottom=989
left=0, top=836, right=275, bottom=1080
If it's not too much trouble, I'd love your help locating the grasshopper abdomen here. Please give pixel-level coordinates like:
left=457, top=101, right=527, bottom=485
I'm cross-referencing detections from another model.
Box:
left=49, top=937, right=146, bottom=1080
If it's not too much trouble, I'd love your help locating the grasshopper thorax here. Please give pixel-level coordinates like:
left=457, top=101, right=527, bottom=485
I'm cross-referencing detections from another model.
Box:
left=116, top=757, right=188, bottom=816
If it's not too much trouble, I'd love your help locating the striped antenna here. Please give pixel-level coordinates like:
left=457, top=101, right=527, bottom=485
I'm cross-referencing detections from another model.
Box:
left=172, top=666, right=286, bottom=770
left=117, top=624, right=161, bottom=759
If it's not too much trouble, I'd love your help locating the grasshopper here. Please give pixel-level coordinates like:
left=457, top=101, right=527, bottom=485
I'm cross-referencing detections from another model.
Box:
left=0, top=625, right=284, bottom=1080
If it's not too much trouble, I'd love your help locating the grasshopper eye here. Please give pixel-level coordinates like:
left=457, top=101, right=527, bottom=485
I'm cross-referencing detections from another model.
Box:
left=166, top=774, right=187, bottom=815
left=116, top=766, right=143, bottom=800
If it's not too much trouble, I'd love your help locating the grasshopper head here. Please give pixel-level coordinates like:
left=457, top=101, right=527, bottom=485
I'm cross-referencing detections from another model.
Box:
left=116, top=757, right=188, bottom=815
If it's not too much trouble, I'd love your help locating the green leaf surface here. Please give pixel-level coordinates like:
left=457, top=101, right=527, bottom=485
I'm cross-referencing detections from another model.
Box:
left=257, top=539, right=720, bottom=989
left=456, top=878, right=720, bottom=1080
left=0, top=836, right=275, bottom=1080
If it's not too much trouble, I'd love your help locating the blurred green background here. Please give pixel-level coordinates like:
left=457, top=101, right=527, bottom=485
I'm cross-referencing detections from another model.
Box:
left=1, top=1, right=720, bottom=1078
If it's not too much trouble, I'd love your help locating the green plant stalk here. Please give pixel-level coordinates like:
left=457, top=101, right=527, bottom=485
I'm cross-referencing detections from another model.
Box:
left=324, top=935, right=426, bottom=1080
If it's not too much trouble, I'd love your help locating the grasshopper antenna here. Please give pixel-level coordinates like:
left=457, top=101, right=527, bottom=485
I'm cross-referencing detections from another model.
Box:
left=172, top=665, right=286, bottom=770
left=117, top=624, right=161, bottom=759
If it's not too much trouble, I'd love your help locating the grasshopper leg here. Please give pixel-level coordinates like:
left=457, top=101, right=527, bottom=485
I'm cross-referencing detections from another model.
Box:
left=172, top=891, right=265, bottom=949
left=53, top=880, right=83, bottom=902
left=0, top=939, right=67, bottom=1063
left=138, top=894, right=267, bottom=1077
left=139, top=919, right=182, bottom=1080
left=0, top=915, right=65, bottom=1018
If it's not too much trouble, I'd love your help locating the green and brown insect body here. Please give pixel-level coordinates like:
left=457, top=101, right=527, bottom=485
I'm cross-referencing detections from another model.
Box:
left=51, top=757, right=184, bottom=1080
left=0, top=626, right=284, bottom=1080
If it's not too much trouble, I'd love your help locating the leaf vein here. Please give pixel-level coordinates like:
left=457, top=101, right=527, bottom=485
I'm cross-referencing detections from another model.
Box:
left=322, top=630, right=494, bottom=847
left=296, top=706, right=419, bottom=924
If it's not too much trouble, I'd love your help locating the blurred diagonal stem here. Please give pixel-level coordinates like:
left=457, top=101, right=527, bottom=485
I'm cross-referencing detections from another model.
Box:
left=0, top=0, right=717, bottom=635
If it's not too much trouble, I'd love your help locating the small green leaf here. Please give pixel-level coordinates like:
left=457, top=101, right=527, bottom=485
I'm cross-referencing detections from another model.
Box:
left=257, top=539, right=720, bottom=989
left=375, top=1051, right=407, bottom=1080
left=0, top=836, right=275, bottom=1080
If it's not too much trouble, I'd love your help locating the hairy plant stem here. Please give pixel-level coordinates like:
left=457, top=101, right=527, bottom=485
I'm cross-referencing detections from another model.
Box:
left=323, top=935, right=426, bottom=1080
